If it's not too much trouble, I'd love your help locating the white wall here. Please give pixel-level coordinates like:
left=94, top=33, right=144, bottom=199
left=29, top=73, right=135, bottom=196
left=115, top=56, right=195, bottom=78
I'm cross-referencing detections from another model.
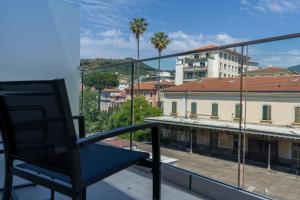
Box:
left=0, top=0, right=80, bottom=115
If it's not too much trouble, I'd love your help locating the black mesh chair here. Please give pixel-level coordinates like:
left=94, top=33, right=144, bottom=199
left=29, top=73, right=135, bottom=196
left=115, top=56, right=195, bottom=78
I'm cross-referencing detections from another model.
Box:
left=0, top=79, right=161, bottom=200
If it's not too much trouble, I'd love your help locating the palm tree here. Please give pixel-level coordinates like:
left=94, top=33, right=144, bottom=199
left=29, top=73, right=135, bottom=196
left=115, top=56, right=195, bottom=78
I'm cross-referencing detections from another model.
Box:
left=129, top=18, right=148, bottom=89
left=150, top=32, right=170, bottom=108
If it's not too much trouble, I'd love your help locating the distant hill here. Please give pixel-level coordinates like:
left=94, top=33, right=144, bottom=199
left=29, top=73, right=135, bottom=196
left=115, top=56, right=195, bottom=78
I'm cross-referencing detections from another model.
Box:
left=80, top=58, right=157, bottom=77
left=288, top=64, right=300, bottom=72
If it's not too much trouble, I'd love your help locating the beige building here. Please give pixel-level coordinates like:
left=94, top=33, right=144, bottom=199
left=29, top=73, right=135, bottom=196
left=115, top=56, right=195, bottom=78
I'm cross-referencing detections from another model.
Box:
left=175, top=44, right=259, bottom=85
left=147, top=75, right=300, bottom=169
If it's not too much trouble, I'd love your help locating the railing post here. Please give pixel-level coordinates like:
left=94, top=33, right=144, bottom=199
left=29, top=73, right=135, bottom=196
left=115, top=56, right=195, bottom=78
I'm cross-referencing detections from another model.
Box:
left=152, top=126, right=161, bottom=200
left=80, top=68, right=84, bottom=115
left=130, top=61, right=135, bottom=150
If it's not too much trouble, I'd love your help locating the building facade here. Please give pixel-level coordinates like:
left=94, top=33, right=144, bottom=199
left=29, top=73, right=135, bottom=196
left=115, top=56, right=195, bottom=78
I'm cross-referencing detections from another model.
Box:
left=175, top=44, right=259, bottom=85
left=100, top=88, right=126, bottom=111
left=151, top=75, right=300, bottom=169
left=125, top=81, right=174, bottom=107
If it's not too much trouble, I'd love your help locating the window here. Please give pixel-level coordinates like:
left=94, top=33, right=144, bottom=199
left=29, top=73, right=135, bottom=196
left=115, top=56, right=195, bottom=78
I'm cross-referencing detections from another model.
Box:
left=210, top=131, right=219, bottom=147
left=295, top=107, right=300, bottom=123
left=262, top=105, right=271, bottom=121
left=212, top=103, right=218, bottom=117
left=232, top=66, right=234, bottom=71
left=224, top=74, right=227, bottom=77
left=292, top=143, right=300, bottom=163
left=172, top=102, right=177, bottom=114
left=200, top=61, right=206, bottom=68
left=219, top=52, right=223, bottom=58
left=235, top=104, right=241, bottom=118
left=228, top=55, right=231, bottom=60
left=191, top=102, right=197, bottom=115
left=228, top=65, right=231, bottom=71
left=224, top=64, right=227, bottom=70
left=224, top=53, right=227, bottom=60
left=187, top=72, right=193, bottom=79
left=150, top=92, right=153, bottom=97
left=194, top=54, right=199, bottom=59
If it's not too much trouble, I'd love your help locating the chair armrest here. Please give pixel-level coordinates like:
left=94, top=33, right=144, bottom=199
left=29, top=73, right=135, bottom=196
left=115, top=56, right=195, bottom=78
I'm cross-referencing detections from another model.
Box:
left=72, top=115, right=85, bottom=138
left=75, top=122, right=159, bottom=147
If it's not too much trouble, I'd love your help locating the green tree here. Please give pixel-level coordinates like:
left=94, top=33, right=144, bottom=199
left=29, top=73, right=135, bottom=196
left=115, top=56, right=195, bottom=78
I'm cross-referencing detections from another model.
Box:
left=80, top=87, right=111, bottom=133
left=150, top=32, right=170, bottom=108
left=129, top=17, right=148, bottom=88
left=84, top=72, right=118, bottom=110
left=109, top=96, right=162, bottom=141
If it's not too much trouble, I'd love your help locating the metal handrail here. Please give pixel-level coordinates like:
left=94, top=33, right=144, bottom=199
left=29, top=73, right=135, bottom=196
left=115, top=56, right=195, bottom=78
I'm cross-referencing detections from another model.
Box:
left=79, top=32, right=300, bottom=71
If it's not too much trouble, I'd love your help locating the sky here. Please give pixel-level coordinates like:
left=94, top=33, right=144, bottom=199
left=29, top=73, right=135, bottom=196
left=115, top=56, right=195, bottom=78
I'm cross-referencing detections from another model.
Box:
left=63, top=0, right=300, bottom=68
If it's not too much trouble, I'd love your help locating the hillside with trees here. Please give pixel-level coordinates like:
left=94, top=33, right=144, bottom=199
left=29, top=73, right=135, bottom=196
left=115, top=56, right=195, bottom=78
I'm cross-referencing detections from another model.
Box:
left=80, top=58, right=157, bottom=77
left=288, top=64, right=300, bottom=72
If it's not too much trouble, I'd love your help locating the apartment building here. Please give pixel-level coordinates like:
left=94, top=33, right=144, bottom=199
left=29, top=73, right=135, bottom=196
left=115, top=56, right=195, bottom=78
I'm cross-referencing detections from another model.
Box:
left=175, top=44, right=259, bottom=85
left=100, top=88, right=126, bottom=111
left=125, top=81, right=174, bottom=107
left=148, top=75, right=300, bottom=169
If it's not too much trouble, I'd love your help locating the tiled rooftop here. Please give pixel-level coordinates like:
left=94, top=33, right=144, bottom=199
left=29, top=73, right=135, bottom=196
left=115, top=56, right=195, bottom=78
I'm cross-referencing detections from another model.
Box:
left=162, top=75, right=300, bottom=92
left=125, top=81, right=175, bottom=91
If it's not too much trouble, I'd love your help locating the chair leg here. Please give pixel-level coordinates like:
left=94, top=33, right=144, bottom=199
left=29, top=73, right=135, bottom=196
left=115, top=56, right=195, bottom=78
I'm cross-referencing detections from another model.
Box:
left=82, top=188, right=86, bottom=200
left=72, top=190, right=84, bottom=200
left=50, top=189, right=55, bottom=200
left=152, top=167, right=161, bottom=200
left=2, top=170, right=13, bottom=200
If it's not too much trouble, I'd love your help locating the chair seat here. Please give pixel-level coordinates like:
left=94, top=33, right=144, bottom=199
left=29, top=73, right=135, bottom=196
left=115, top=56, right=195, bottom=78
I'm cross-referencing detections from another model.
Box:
left=80, top=143, right=150, bottom=185
left=18, top=143, right=149, bottom=185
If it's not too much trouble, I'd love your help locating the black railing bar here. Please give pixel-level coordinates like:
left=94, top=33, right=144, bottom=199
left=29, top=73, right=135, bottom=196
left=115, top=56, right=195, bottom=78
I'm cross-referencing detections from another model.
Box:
left=139, top=32, right=300, bottom=63
left=79, top=32, right=300, bottom=71
left=0, top=91, right=54, bottom=96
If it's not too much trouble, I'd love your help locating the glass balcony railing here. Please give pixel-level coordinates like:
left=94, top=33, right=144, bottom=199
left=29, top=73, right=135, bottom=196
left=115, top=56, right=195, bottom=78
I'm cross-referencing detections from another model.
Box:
left=79, top=33, right=300, bottom=200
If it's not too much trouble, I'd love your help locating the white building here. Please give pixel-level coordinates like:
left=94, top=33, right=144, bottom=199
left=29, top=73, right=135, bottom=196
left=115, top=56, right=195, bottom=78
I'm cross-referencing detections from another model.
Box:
left=175, top=44, right=258, bottom=85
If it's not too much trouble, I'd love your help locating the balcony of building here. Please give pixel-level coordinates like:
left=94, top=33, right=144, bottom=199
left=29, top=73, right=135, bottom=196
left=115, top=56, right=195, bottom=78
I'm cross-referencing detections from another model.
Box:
left=2, top=1, right=300, bottom=200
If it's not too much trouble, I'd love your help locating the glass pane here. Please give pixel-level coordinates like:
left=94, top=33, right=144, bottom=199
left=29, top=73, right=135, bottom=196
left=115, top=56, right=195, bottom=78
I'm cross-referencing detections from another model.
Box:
left=243, top=38, right=300, bottom=200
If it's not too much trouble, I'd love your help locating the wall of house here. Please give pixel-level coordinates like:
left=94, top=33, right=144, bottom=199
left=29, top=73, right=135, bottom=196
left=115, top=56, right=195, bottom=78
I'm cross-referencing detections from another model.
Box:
left=164, top=92, right=300, bottom=126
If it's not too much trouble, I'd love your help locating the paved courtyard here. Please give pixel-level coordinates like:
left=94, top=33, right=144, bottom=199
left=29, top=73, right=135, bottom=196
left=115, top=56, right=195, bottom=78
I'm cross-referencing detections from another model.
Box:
left=136, top=142, right=300, bottom=200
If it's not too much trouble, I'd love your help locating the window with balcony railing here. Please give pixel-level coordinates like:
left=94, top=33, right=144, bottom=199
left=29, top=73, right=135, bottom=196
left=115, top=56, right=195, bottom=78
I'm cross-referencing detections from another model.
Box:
left=211, top=103, right=219, bottom=118
left=235, top=104, right=241, bottom=119
left=262, top=105, right=272, bottom=122
left=191, top=102, right=197, bottom=115
left=295, top=107, right=300, bottom=123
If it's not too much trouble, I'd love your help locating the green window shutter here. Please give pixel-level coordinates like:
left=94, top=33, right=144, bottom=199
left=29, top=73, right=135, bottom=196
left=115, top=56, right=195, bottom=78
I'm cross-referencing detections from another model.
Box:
left=295, top=107, right=300, bottom=123
left=191, top=102, right=197, bottom=115
left=262, top=105, right=271, bottom=120
left=235, top=104, right=241, bottom=118
left=172, top=102, right=177, bottom=113
left=212, top=103, right=218, bottom=116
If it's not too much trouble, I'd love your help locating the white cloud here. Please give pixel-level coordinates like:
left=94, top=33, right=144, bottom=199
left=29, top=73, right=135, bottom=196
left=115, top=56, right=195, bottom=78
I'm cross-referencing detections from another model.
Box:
left=97, top=29, right=122, bottom=37
left=63, top=0, right=150, bottom=30
left=80, top=29, right=244, bottom=58
left=241, top=0, right=299, bottom=14
left=251, top=49, right=300, bottom=67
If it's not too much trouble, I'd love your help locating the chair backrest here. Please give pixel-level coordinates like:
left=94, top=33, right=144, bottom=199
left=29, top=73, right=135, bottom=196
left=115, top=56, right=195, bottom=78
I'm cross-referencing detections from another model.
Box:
left=0, top=79, right=77, bottom=176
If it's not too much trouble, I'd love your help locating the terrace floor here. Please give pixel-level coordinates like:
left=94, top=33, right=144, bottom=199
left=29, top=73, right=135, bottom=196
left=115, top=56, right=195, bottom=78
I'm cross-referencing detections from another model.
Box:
left=136, top=142, right=300, bottom=200
left=0, top=155, right=206, bottom=200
